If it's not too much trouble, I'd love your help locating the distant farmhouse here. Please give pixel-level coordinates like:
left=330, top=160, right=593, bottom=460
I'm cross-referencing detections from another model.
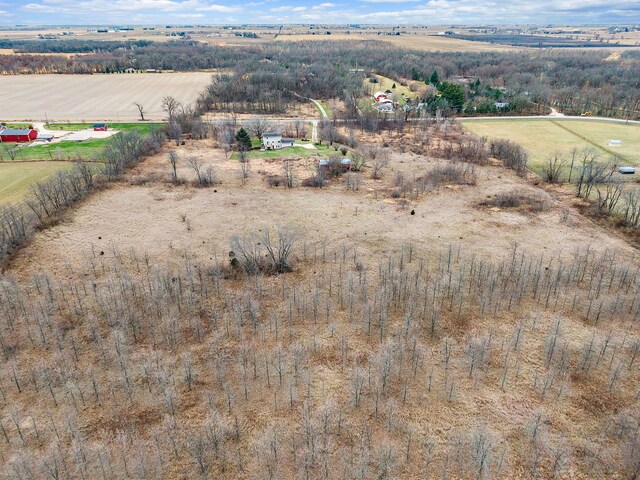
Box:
left=262, top=132, right=295, bottom=150
left=372, top=90, right=398, bottom=112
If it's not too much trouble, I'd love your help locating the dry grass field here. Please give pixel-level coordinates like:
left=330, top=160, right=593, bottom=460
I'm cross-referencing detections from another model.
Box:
left=1, top=124, right=639, bottom=479
left=0, top=72, right=213, bottom=122
left=269, top=33, right=518, bottom=52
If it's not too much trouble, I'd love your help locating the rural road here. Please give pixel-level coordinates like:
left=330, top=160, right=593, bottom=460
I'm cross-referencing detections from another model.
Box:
left=459, top=115, right=640, bottom=125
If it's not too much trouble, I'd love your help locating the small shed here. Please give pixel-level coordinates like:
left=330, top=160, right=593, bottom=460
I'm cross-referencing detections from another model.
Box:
left=319, top=158, right=352, bottom=172
left=0, top=128, right=37, bottom=143
left=93, top=123, right=108, bottom=131
left=38, top=133, right=55, bottom=142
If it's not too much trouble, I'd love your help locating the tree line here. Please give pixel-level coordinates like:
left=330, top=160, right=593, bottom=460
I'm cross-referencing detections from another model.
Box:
left=0, top=128, right=164, bottom=262
left=1, top=40, right=638, bottom=119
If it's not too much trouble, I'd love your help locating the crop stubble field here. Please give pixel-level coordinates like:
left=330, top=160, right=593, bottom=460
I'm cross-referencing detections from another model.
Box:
left=0, top=72, right=213, bottom=122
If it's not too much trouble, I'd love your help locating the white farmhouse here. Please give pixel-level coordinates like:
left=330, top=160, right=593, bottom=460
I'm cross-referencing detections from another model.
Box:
left=262, top=132, right=295, bottom=150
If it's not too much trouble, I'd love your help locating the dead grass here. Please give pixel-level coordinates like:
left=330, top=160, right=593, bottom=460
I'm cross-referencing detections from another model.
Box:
left=2, top=129, right=639, bottom=480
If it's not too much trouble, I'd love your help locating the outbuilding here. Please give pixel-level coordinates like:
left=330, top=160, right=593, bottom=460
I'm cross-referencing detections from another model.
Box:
left=93, top=123, right=108, bottom=131
left=0, top=128, right=37, bottom=143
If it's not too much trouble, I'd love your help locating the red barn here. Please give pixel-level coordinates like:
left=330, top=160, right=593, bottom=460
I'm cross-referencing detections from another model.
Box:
left=0, top=128, right=38, bottom=143
left=93, top=123, right=108, bottom=131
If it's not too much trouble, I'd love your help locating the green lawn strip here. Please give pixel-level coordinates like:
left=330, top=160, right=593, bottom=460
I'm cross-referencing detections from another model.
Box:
left=46, top=123, right=163, bottom=134
left=6, top=123, right=163, bottom=161
left=0, top=123, right=31, bottom=129
left=230, top=143, right=333, bottom=160
left=12, top=138, right=110, bottom=162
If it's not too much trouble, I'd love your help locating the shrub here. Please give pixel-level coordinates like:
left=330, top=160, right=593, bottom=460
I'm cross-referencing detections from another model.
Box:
left=490, top=139, right=528, bottom=177
left=482, top=191, right=548, bottom=212
left=302, top=175, right=327, bottom=188
left=418, top=162, right=477, bottom=189
left=267, top=175, right=284, bottom=187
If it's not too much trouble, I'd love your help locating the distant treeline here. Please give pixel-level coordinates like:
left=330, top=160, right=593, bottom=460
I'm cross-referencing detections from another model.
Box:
left=1, top=39, right=639, bottom=119
left=450, top=34, right=634, bottom=48
left=0, top=39, right=154, bottom=53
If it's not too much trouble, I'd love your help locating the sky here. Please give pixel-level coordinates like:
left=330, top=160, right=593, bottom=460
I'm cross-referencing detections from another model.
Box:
left=1, top=0, right=639, bottom=26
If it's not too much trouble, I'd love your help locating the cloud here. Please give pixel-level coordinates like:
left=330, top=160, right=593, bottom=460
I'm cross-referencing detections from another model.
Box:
left=10, top=0, right=639, bottom=24
left=311, top=2, right=335, bottom=9
left=23, top=0, right=241, bottom=17
left=271, top=4, right=307, bottom=10
left=360, top=0, right=422, bottom=3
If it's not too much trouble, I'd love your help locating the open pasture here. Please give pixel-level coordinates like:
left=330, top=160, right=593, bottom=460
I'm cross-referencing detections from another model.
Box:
left=0, top=161, right=73, bottom=205
left=462, top=118, right=640, bottom=170
left=0, top=72, right=212, bottom=122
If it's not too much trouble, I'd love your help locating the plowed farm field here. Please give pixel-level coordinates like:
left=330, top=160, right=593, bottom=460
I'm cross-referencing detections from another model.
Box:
left=0, top=72, right=213, bottom=122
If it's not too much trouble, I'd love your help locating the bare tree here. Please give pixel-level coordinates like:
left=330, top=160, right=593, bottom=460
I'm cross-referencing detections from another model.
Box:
left=168, top=151, right=179, bottom=184
left=168, top=121, right=182, bottom=146
left=162, top=96, right=181, bottom=121
left=188, top=157, right=214, bottom=187
left=363, top=146, right=389, bottom=179
left=542, top=153, right=567, bottom=184
left=294, top=120, right=305, bottom=139
left=239, top=149, right=250, bottom=185
left=134, top=102, right=146, bottom=122
left=2, top=144, right=17, bottom=161
left=262, top=228, right=297, bottom=273
left=246, top=118, right=271, bottom=140
left=318, top=119, right=337, bottom=146
left=283, top=160, right=294, bottom=188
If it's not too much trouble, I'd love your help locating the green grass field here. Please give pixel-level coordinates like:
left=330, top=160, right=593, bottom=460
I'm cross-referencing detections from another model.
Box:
left=231, top=142, right=334, bottom=160
left=12, top=138, right=110, bottom=161
left=462, top=119, right=640, bottom=172
left=3, top=123, right=162, bottom=162
left=45, top=123, right=163, bottom=133
left=0, top=162, right=74, bottom=205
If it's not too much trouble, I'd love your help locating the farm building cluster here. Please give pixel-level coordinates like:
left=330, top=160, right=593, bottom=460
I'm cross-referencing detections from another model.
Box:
left=373, top=90, right=399, bottom=112
left=0, top=126, right=38, bottom=143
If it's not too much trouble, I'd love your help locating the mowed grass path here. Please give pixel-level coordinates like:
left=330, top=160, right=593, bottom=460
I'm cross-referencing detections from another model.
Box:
left=0, top=162, right=73, bottom=205
left=462, top=119, right=640, bottom=170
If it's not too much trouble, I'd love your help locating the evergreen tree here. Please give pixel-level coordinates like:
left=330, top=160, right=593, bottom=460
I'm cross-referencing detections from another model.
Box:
left=392, top=83, right=396, bottom=89
left=429, top=70, right=440, bottom=85
left=438, top=82, right=465, bottom=112
left=235, top=127, right=252, bottom=150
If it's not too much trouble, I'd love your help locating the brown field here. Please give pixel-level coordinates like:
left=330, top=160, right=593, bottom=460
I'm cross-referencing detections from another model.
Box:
left=2, top=123, right=639, bottom=479
left=0, top=72, right=213, bottom=122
